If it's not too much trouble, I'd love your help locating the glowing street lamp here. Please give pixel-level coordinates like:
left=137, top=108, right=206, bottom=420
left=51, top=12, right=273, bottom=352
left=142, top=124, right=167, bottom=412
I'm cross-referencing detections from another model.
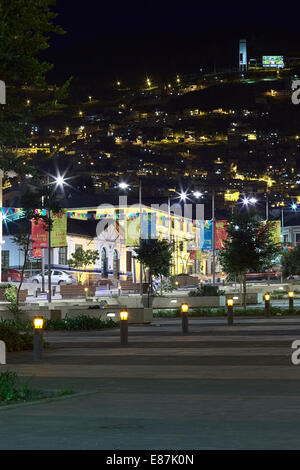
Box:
left=180, top=191, right=188, bottom=202
left=227, top=298, right=234, bottom=325
left=180, top=302, right=189, bottom=334
left=289, top=290, right=295, bottom=312
left=120, top=309, right=129, bottom=345
left=119, top=182, right=129, bottom=190
left=33, top=316, right=44, bottom=360
left=55, top=175, right=66, bottom=187
left=264, top=293, right=271, bottom=317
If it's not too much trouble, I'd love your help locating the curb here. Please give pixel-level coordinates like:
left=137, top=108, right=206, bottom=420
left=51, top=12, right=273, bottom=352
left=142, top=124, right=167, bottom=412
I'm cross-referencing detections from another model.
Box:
left=0, top=389, right=99, bottom=411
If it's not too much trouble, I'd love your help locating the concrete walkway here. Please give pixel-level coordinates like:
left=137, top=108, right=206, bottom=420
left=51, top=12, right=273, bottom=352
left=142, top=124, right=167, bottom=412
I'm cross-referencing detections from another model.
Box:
left=1, top=317, right=300, bottom=449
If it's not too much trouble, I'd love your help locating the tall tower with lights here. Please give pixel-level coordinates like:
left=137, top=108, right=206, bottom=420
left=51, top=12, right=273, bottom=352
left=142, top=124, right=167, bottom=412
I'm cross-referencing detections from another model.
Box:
left=239, top=39, right=247, bottom=71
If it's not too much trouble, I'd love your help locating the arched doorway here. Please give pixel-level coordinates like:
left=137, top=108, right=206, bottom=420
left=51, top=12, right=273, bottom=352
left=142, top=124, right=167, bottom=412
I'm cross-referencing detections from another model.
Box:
left=113, top=250, right=119, bottom=279
left=101, top=248, right=107, bottom=277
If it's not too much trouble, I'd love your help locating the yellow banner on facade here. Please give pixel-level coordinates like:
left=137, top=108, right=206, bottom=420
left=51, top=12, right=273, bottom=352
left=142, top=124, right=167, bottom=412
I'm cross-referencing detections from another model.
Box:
left=270, top=220, right=281, bottom=245
left=125, top=219, right=140, bottom=247
left=51, top=210, right=67, bottom=247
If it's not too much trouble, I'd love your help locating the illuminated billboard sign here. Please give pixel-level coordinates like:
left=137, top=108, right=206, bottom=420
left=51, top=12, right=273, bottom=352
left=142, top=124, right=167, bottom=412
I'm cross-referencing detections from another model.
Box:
left=262, top=56, right=284, bottom=68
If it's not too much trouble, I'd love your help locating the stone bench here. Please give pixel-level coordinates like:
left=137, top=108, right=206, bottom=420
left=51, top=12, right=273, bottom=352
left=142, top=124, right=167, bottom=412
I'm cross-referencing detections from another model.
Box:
left=175, top=276, right=199, bottom=288
left=60, top=285, right=96, bottom=299
left=120, top=281, right=149, bottom=293
left=0, top=287, right=27, bottom=302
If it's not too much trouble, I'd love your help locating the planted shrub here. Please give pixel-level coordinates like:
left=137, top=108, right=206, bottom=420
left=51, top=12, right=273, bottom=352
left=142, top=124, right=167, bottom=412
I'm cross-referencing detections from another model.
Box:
left=0, top=323, right=33, bottom=352
left=44, top=315, right=118, bottom=331
left=188, top=285, right=225, bottom=296
left=0, top=370, right=74, bottom=404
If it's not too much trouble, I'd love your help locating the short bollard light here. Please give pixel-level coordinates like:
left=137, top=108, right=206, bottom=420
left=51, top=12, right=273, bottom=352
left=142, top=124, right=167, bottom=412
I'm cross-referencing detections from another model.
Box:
left=289, top=291, right=295, bottom=312
left=264, top=293, right=271, bottom=317
left=120, top=309, right=129, bottom=345
left=180, top=302, right=189, bottom=334
left=84, top=287, right=88, bottom=299
left=118, top=285, right=122, bottom=296
left=227, top=298, right=234, bottom=325
left=33, top=316, right=44, bottom=361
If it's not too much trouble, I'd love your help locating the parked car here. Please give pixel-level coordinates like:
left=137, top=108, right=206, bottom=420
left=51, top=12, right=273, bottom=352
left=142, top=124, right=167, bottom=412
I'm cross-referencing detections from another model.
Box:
left=2, top=269, right=21, bottom=282
left=30, top=270, right=75, bottom=285
left=287, top=275, right=300, bottom=281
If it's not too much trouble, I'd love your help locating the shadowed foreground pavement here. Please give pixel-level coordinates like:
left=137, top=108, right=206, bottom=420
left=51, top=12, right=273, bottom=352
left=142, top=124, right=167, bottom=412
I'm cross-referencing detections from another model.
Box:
left=1, top=317, right=300, bottom=449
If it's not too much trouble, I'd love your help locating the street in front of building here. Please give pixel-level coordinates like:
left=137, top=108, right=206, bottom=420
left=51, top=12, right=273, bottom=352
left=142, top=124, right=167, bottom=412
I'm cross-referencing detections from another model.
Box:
left=1, top=316, right=300, bottom=450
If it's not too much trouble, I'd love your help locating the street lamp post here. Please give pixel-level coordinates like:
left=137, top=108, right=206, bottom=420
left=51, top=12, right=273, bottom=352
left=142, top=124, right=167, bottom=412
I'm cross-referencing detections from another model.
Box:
left=227, top=298, right=234, bottom=325
left=212, top=189, right=216, bottom=286
left=120, top=309, right=129, bottom=345
left=180, top=302, right=189, bottom=334
left=33, top=316, right=44, bottom=361
left=289, top=291, right=295, bottom=313
left=47, top=174, right=66, bottom=303
left=139, top=179, right=143, bottom=296
left=118, top=181, right=143, bottom=296
left=264, top=293, right=271, bottom=317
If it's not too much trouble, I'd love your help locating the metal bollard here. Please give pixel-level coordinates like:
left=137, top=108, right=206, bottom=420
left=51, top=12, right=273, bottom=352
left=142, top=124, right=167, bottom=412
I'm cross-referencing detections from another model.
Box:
left=289, top=291, right=295, bottom=313
left=264, top=293, right=271, bottom=318
left=33, top=317, right=44, bottom=360
left=180, top=303, right=189, bottom=334
left=120, top=309, right=128, bottom=345
left=227, top=298, right=234, bottom=325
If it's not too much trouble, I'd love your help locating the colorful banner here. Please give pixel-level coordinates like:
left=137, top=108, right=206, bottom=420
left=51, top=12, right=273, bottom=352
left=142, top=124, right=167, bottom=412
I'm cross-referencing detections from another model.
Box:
left=31, top=218, right=48, bottom=249
left=215, top=220, right=228, bottom=250
left=32, top=248, right=43, bottom=259
left=51, top=210, right=67, bottom=248
left=199, top=220, right=213, bottom=250
left=141, top=212, right=157, bottom=240
left=269, top=220, right=281, bottom=245
left=196, top=250, right=202, bottom=260
left=125, top=219, right=140, bottom=247
left=189, top=250, right=196, bottom=261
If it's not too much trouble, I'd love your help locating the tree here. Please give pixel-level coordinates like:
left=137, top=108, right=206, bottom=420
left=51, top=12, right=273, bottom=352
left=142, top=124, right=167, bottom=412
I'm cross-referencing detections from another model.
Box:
left=0, top=0, right=71, bottom=176
left=67, top=247, right=100, bottom=284
left=281, top=245, right=300, bottom=279
left=13, top=182, right=62, bottom=308
left=135, top=239, right=173, bottom=294
left=219, top=209, right=280, bottom=310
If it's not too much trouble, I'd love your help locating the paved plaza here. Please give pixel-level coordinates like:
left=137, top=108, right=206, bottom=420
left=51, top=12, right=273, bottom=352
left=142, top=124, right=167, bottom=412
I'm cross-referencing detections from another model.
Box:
left=1, top=316, right=300, bottom=449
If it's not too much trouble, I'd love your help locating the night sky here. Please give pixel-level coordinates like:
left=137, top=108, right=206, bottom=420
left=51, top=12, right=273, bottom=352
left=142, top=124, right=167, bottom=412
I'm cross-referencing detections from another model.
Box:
left=45, top=1, right=300, bottom=83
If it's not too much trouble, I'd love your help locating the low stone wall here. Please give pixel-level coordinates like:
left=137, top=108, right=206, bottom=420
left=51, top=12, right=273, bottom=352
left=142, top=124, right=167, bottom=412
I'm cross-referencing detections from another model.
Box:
left=152, top=296, right=226, bottom=309
left=225, top=293, right=263, bottom=305
left=0, top=304, right=153, bottom=324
